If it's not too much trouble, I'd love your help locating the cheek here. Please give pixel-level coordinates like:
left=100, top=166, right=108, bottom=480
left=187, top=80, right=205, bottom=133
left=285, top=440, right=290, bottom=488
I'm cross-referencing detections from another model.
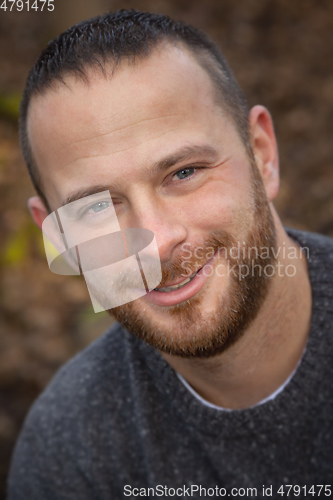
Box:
left=179, top=178, right=253, bottom=234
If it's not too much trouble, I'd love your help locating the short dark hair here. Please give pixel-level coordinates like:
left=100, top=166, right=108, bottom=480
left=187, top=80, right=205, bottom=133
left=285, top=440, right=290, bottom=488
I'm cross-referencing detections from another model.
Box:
left=20, top=9, right=250, bottom=209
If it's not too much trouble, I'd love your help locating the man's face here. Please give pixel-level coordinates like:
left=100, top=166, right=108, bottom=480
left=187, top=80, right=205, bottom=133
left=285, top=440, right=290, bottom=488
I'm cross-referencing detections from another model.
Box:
left=28, top=46, right=276, bottom=358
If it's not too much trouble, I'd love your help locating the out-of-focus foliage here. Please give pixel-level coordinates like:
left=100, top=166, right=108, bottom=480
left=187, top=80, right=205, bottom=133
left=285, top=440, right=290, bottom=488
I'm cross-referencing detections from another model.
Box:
left=0, top=94, right=20, bottom=122
left=1, top=221, right=43, bottom=266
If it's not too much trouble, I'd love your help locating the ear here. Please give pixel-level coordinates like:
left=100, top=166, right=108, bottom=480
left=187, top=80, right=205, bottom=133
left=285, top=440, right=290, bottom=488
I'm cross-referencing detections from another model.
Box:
left=28, top=195, right=77, bottom=273
left=28, top=196, right=50, bottom=230
left=249, top=105, right=279, bottom=202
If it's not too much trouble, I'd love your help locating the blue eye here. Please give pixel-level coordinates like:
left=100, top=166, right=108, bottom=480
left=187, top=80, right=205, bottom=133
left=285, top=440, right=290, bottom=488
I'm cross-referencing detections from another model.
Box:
left=174, top=168, right=196, bottom=180
left=88, top=201, right=111, bottom=214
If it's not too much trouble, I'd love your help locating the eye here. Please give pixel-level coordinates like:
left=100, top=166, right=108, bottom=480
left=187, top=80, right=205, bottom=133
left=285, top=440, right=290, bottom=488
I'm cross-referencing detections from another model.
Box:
left=172, top=167, right=197, bottom=181
left=87, top=201, right=112, bottom=214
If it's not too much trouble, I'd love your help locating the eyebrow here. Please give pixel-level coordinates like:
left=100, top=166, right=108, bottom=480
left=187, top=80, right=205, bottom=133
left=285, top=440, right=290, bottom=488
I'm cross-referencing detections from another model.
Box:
left=61, top=143, right=219, bottom=207
left=148, top=144, right=219, bottom=174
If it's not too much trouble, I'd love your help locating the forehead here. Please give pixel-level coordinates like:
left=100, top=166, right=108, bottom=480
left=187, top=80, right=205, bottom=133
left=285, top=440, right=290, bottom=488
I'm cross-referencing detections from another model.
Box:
left=27, top=45, right=234, bottom=207
left=28, top=44, right=220, bottom=138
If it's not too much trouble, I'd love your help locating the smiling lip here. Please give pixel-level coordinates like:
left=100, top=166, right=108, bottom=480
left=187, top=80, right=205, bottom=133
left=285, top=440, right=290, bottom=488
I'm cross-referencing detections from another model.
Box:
left=144, top=252, right=219, bottom=307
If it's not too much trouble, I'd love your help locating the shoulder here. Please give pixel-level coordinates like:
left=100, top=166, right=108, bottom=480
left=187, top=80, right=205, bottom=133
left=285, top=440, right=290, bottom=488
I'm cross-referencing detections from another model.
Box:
left=286, top=227, right=333, bottom=281
left=286, top=227, right=333, bottom=255
left=7, top=322, right=137, bottom=498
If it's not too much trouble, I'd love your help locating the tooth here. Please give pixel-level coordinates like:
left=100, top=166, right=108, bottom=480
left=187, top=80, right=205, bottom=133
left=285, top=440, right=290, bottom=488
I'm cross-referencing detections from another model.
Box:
left=155, top=271, right=197, bottom=292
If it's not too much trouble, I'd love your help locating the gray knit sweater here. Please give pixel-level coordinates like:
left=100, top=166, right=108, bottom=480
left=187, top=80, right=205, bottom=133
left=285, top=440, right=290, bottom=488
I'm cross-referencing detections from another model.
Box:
left=8, top=229, right=333, bottom=499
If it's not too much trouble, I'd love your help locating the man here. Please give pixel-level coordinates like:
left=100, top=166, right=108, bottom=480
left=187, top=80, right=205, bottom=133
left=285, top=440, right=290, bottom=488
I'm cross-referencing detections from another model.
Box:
left=8, top=9, right=333, bottom=499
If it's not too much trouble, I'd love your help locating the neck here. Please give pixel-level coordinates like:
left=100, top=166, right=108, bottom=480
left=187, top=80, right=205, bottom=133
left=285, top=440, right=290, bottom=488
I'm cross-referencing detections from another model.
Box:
left=161, top=219, right=312, bottom=410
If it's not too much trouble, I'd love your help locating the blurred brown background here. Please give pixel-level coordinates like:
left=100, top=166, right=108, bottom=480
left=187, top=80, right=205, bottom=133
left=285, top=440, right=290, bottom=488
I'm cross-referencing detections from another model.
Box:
left=0, top=0, right=332, bottom=497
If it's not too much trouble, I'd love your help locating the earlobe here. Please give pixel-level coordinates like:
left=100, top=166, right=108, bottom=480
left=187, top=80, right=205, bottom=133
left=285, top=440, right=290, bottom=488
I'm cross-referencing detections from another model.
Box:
left=28, top=196, right=50, bottom=230
left=249, top=105, right=280, bottom=202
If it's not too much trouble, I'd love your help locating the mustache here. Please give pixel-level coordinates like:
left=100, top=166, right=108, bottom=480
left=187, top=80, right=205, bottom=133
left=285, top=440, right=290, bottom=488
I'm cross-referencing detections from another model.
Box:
left=157, top=231, right=234, bottom=287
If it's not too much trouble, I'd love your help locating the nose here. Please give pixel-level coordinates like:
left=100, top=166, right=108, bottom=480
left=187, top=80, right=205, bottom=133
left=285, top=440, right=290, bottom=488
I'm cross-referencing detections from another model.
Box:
left=124, top=197, right=188, bottom=264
